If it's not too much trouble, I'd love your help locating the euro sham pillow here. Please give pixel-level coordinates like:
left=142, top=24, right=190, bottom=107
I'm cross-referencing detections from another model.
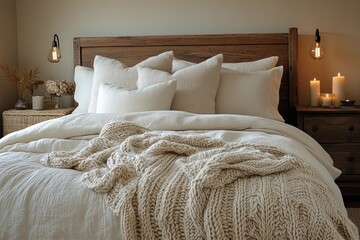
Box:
left=137, top=54, right=223, bottom=114
left=96, top=80, right=177, bottom=114
left=72, top=66, right=94, bottom=114
left=222, top=56, right=278, bottom=72
left=172, top=56, right=278, bottom=73
left=215, top=66, right=284, bottom=122
left=88, top=51, right=174, bottom=112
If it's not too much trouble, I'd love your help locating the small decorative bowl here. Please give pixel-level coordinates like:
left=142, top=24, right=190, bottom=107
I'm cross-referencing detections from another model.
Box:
left=340, top=100, right=356, bottom=106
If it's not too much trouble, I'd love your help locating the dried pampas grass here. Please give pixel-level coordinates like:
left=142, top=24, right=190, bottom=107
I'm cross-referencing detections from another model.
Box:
left=0, top=65, right=42, bottom=99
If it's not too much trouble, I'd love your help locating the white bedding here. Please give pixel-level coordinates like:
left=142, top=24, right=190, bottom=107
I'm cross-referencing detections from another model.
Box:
left=0, top=111, right=356, bottom=239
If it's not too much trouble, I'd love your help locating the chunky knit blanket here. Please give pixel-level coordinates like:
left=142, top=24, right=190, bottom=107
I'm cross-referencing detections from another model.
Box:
left=41, top=122, right=358, bottom=239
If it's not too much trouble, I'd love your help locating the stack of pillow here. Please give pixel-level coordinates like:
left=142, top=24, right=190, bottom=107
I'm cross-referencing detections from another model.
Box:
left=73, top=51, right=284, bottom=122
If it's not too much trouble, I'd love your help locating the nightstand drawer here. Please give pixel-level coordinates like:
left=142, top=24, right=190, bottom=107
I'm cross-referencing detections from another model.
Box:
left=303, top=116, right=360, bottom=143
left=322, top=143, right=360, bottom=175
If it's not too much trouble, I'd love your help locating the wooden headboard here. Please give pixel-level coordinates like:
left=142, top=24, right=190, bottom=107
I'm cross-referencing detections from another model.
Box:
left=74, top=27, right=298, bottom=124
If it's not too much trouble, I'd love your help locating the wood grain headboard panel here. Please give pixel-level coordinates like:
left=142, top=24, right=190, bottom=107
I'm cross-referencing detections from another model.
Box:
left=74, top=28, right=298, bottom=124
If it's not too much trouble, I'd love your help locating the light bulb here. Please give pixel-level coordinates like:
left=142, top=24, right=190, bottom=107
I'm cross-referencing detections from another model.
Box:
left=309, top=29, right=325, bottom=60
left=48, top=46, right=61, bottom=63
left=48, top=34, right=61, bottom=63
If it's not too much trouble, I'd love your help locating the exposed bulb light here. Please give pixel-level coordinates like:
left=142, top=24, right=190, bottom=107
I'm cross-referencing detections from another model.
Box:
left=48, top=34, right=61, bottom=63
left=310, top=29, right=325, bottom=60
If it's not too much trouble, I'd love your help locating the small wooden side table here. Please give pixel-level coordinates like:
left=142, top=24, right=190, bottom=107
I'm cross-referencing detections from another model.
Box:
left=2, top=107, right=74, bottom=136
left=295, top=105, right=360, bottom=206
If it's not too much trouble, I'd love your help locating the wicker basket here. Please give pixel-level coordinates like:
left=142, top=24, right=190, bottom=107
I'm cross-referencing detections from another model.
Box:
left=2, top=108, right=74, bottom=136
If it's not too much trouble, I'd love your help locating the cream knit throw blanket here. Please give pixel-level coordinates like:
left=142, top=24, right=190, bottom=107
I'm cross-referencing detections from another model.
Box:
left=41, top=122, right=358, bottom=239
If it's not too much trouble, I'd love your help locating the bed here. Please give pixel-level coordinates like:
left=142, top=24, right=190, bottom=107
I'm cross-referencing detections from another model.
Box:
left=0, top=28, right=358, bottom=239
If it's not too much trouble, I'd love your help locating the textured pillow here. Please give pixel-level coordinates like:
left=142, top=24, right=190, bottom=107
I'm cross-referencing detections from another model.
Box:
left=72, top=66, right=94, bottom=114
left=137, top=54, right=223, bottom=114
left=172, top=56, right=278, bottom=73
left=215, top=66, right=284, bottom=122
left=96, top=80, right=177, bottom=114
left=88, top=51, right=174, bottom=112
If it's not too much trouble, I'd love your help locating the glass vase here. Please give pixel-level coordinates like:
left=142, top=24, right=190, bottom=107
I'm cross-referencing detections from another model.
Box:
left=15, top=98, right=27, bottom=110
left=52, top=96, right=61, bottom=108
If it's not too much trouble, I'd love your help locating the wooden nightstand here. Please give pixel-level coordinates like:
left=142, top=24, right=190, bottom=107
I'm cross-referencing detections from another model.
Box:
left=2, top=107, right=75, bottom=136
left=296, top=106, right=360, bottom=206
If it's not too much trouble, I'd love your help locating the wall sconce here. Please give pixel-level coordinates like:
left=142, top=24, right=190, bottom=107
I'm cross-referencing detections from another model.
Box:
left=48, top=34, right=61, bottom=63
left=309, top=29, right=325, bottom=60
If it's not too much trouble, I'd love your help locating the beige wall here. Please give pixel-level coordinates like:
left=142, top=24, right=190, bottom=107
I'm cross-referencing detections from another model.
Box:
left=0, top=0, right=18, bottom=136
left=11, top=0, right=360, bottom=108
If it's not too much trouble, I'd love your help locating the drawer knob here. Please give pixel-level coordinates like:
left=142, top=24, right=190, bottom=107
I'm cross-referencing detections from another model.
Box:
left=348, top=125, right=354, bottom=131
left=348, top=156, right=355, bottom=162
left=312, top=125, right=319, bottom=132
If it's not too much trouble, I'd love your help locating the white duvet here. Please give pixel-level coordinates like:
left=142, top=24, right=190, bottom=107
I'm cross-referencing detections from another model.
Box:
left=0, top=111, right=352, bottom=239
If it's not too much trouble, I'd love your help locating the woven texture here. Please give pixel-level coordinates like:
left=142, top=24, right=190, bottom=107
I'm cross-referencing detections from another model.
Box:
left=41, top=121, right=358, bottom=239
left=2, top=108, right=74, bottom=135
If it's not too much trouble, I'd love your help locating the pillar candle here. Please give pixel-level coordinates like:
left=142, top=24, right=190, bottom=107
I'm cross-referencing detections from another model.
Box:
left=332, top=72, right=345, bottom=107
left=321, top=93, right=334, bottom=107
left=310, top=78, right=320, bottom=106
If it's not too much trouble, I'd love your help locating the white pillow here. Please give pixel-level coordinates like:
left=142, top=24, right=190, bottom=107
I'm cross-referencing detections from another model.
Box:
left=222, top=56, right=278, bottom=72
left=215, top=66, right=284, bottom=122
left=72, top=66, right=94, bottom=114
left=96, top=80, right=177, bottom=114
left=137, top=54, right=223, bottom=114
left=172, top=56, right=278, bottom=73
left=88, top=51, right=174, bottom=112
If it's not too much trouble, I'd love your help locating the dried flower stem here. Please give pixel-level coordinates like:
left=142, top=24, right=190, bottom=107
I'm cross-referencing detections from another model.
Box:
left=0, top=65, right=42, bottom=98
